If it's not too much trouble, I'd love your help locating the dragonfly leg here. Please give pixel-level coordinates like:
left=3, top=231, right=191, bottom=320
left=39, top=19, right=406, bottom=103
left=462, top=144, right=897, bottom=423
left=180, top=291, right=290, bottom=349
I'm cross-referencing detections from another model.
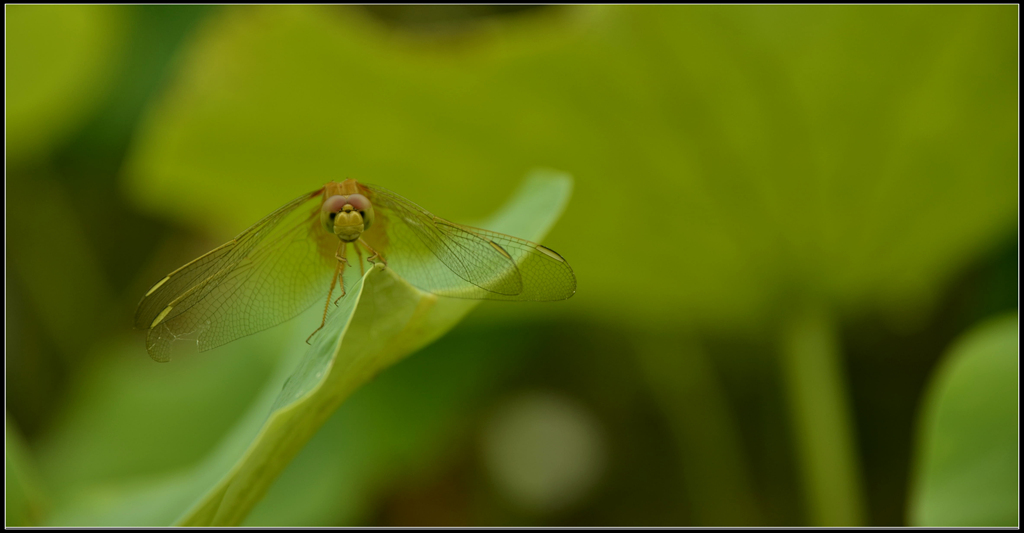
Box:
left=334, top=241, right=350, bottom=267
left=358, top=238, right=388, bottom=267
left=354, top=243, right=365, bottom=277
left=333, top=242, right=348, bottom=305
left=306, top=258, right=343, bottom=344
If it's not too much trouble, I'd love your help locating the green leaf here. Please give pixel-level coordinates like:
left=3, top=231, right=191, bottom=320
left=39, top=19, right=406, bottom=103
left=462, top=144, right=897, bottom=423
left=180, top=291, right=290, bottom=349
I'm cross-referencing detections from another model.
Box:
left=242, top=322, right=532, bottom=526
left=124, top=5, right=1016, bottom=330
left=6, top=5, right=127, bottom=165
left=41, top=170, right=571, bottom=526
left=6, top=416, right=48, bottom=526
left=908, top=313, right=1018, bottom=526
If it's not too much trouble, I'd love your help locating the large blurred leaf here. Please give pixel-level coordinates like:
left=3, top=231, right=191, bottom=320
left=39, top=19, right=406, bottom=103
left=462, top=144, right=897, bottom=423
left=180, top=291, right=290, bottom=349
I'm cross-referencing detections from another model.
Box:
left=242, top=324, right=529, bottom=526
left=124, top=5, right=1016, bottom=330
left=6, top=178, right=119, bottom=366
left=6, top=5, right=126, bottom=165
left=907, top=313, right=1018, bottom=526
left=6, top=417, right=48, bottom=526
left=40, top=171, right=571, bottom=526
left=36, top=328, right=289, bottom=526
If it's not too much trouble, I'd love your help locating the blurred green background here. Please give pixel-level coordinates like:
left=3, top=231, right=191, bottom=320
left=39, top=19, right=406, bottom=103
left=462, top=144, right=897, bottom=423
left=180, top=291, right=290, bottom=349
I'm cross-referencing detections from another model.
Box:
left=5, top=5, right=1018, bottom=527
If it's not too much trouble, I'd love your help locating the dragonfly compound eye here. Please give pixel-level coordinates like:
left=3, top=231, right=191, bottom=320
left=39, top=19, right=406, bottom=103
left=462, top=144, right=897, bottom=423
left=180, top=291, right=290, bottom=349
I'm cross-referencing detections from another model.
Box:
left=360, top=206, right=374, bottom=230
left=321, top=195, right=349, bottom=232
left=345, top=194, right=374, bottom=230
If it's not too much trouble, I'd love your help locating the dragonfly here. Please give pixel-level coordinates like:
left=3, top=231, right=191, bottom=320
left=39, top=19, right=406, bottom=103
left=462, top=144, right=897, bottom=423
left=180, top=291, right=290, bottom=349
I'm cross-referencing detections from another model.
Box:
left=135, top=179, right=576, bottom=362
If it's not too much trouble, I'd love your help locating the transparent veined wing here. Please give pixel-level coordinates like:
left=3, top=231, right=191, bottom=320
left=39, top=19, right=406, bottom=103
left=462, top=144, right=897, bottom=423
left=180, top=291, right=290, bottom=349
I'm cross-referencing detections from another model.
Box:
left=134, top=188, right=337, bottom=361
left=360, top=183, right=576, bottom=301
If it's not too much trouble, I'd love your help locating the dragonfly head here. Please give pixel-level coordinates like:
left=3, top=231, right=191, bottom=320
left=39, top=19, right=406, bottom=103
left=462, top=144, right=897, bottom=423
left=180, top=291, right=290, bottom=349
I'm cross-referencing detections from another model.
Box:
left=322, top=194, right=375, bottom=242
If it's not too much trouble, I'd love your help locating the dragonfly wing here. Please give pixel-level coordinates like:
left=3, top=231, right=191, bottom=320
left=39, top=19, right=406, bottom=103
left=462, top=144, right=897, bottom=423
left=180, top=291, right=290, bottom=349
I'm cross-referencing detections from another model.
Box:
left=135, top=188, right=337, bottom=361
left=361, top=184, right=576, bottom=302
left=443, top=224, right=577, bottom=301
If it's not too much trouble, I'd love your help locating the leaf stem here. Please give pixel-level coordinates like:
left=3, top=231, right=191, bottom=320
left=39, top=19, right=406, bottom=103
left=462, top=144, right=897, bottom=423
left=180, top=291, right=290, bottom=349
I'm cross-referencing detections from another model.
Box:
left=636, top=332, right=760, bottom=525
left=780, top=303, right=866, bottom=525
